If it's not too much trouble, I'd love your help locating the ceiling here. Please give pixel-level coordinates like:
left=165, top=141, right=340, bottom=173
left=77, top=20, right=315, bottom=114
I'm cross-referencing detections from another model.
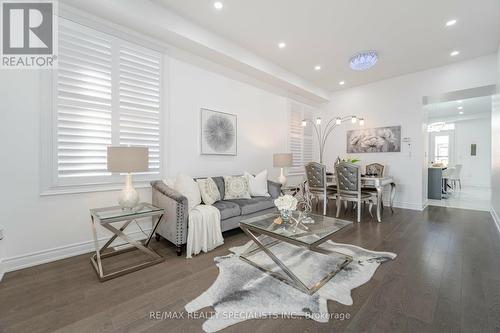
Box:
left=426, top=96, right=492, bottom=120
left=153, top=0, right=500, bottom=91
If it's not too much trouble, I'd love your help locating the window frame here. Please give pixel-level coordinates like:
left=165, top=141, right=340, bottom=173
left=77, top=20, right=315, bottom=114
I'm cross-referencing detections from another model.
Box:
left=40, top=14, right=167, bottom=195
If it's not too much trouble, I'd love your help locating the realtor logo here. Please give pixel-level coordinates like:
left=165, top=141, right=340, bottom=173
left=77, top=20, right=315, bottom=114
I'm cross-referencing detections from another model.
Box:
left=1, top=1, right=57, bottom=68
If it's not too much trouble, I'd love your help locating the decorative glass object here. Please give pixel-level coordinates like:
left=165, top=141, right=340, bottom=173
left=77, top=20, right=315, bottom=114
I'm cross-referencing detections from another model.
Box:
left=280, top=209, right=292, bottom=224
left=295, top=182, right=315, bottom=224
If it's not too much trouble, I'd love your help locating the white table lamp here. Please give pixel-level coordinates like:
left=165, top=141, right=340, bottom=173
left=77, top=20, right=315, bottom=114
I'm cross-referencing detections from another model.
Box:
left=107, top=146, right=149, bottom=209
left=273, top=153, right=293, bottom=185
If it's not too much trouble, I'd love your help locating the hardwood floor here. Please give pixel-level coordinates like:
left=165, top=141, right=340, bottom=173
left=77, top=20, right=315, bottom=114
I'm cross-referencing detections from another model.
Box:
left=1, top=205, right=499, bottom=333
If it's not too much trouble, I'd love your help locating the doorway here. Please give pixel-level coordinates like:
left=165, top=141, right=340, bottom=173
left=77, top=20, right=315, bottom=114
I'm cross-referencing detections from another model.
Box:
left=423, top=89, right=493, bottom=211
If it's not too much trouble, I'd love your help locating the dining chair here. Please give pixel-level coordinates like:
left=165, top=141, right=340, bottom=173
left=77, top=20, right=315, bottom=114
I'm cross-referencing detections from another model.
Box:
left=365, top=163, right=385, bottom=176
left=335, top=162, right=373, bottom=223
left=449, top=164, right=463, bottom=190
left=305, top=162, right=336, bottom=215
left=442, top=167, right=455, bottom=193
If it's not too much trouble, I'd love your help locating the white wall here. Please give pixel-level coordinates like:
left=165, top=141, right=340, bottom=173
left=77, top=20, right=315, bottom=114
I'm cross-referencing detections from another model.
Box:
left=167, top=58, right=289, bottom=179
left=0, top=54, right=302, bottom=276
left=322, top=55, right=497, bottom=210
left=492, top=46, right=500, bottom=224
left=454, top=117, right=491, bottom=187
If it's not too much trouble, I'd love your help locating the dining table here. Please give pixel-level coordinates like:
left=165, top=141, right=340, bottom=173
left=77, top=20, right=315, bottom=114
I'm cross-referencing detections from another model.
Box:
left=326, top=174, right=396, bottom=222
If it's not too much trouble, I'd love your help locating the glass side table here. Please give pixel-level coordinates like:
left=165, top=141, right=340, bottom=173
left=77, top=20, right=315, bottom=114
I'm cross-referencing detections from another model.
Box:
left=90, top=203, right=165, bottom=281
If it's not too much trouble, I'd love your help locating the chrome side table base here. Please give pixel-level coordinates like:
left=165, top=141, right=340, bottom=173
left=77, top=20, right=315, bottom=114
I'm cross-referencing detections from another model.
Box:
left=90, top=204, right=165, bottom=282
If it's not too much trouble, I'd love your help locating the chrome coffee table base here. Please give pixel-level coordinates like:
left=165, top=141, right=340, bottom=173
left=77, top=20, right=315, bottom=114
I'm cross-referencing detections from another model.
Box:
left=239, top=224, right=352, bottom=295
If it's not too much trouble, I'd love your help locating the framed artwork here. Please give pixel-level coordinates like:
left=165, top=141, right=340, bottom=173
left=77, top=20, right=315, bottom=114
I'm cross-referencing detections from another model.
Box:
left=347, top=126, right=401, bottom=153
left=200, top=108, right=237, bottom=155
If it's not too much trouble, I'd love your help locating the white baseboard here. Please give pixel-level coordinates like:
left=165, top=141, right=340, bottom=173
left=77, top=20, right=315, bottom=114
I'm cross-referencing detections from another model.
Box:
left=491, top=207, right=500, bottom=233
left=1, top=228, right=152, bottom=279
left=384, top=201, right=426, bottom=211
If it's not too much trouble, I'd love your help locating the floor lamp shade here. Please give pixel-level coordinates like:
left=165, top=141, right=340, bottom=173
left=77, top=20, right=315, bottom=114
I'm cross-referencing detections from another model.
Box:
left=273, top=153, right=293, bottom=186
left=107, top=146, right=149, bottom=209
left=107, top=146, right=149, bottom=173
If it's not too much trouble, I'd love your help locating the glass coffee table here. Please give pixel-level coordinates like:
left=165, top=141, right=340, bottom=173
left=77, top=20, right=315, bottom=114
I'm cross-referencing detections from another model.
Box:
left=239, top=213, right=353, bottom=294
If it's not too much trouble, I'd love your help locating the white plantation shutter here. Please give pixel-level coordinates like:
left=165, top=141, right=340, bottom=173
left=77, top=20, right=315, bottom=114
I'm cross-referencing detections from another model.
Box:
left=53, top=19, right=162, bottom=186
left=288, top=101, right=315, bottom=175
left=118, top=45, right=161, bottom=174
left=57, top=20, right=113, bottom=178
left=289, top=104, right=303, bottom=174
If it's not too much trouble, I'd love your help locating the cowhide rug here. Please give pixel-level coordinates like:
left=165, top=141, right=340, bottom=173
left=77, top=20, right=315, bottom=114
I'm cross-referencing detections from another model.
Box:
left=185, top=239, right=396, bottom=332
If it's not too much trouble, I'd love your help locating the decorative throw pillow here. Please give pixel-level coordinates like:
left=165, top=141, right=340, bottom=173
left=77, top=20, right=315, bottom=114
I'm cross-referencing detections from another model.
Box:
left=223, top=176, right=251, bottom=199
left=162, top=177, right=175, bottom=188
left=244, top=170, right=270, bottom=197
left=196, top=177, right=221, bottom=205
left=174, top=173, right=201, bottom=211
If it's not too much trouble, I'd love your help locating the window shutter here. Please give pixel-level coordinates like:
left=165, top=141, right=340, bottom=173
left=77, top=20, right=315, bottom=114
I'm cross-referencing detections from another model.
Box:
left=56, top=20, right=113, bottom=178
left=118, top=44, right=161, bottom=174
left=289, top=104, right=303, bottom=174
left=53, top=18, right=163, bottom=186
left=288, top=102, right=315, bottom=175
left=302, top=110, right=314, bottom=165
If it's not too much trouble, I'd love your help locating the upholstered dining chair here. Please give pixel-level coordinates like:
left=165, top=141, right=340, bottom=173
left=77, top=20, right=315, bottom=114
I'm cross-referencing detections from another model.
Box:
left=305, top=162, right=336, bottom=215
left=364, top=163, right=385, bottom=207
left=335, top=162, right=373, bottom=223
left=365, top=163, right=385, bottom=176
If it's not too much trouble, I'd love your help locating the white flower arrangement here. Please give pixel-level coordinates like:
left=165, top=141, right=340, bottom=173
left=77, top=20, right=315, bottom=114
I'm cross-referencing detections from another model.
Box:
left=274, top=194, right=298, bottom=211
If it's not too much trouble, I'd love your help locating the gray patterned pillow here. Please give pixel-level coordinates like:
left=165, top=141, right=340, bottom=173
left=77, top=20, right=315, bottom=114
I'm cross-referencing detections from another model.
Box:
left=223, top=176, right=251, bottom=199
left=196, top=177, right=221, bottom=205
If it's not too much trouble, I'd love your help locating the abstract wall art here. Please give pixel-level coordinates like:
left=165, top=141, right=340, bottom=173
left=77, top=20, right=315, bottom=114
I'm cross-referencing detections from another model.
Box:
left=347, top=126, right=401, bottom=153
left=200, top=108, right=237, bottom=155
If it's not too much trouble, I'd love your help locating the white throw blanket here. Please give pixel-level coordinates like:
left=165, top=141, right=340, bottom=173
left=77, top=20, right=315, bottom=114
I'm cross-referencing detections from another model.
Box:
left=186, top=205, right=224, bottom=258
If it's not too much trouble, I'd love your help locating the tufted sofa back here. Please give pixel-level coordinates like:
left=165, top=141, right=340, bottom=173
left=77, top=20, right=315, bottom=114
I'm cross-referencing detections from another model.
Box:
left=335, top=162, right=360, bottom=193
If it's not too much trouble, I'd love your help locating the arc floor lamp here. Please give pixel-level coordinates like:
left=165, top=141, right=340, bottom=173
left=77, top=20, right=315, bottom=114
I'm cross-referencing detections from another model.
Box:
left=301, top=115, right=365, bottom=163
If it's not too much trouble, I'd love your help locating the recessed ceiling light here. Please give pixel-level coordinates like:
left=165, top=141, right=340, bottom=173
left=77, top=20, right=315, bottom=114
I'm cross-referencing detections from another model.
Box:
left=446, top=19, right=457, bottom=27
left=213, top=2, right=223, bottom=10
left=314, top=65, right=321, bottom=71
left=457, top=100, right=463, bottom=103
left=339, top=81, right=345, bottom=85
left=459, top=111, right=464, bottom=115
left=450, top=50, right=460, bottom=57
left=278, top=42, right=286, bottom=49
left=458, top=106, right=463, bottom=110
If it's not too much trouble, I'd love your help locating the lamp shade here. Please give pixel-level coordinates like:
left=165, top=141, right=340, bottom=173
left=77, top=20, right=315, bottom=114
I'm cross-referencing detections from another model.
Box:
left=273, top=153, right=293, bottom=167
left=107, top=146, right=149, bottom=173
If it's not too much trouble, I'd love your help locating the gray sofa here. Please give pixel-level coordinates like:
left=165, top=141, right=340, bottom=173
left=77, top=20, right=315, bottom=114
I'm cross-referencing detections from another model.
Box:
left=151, top=177, right=282, bottom=256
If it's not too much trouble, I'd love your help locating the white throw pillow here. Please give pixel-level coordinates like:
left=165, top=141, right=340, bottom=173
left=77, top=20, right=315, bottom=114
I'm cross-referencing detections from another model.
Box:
left=244, top=170, right=270, bottom=197
left=223, top=176, right=251, bottom=199
left=162, top=177, right=175, bottom=188
left=196, top=177, right=221, bottom=205
left=174, top=173, right=201, bottom=211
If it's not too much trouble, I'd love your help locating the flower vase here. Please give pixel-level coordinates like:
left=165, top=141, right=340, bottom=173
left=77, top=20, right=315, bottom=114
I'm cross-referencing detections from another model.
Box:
left=280, top=209, right=292, bottom=224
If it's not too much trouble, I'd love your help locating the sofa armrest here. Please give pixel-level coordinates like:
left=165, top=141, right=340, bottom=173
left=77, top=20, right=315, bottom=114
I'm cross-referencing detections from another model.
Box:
left=150, top=181, right=188, bottom=248
left=267, top=180, right=282, bottom=198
